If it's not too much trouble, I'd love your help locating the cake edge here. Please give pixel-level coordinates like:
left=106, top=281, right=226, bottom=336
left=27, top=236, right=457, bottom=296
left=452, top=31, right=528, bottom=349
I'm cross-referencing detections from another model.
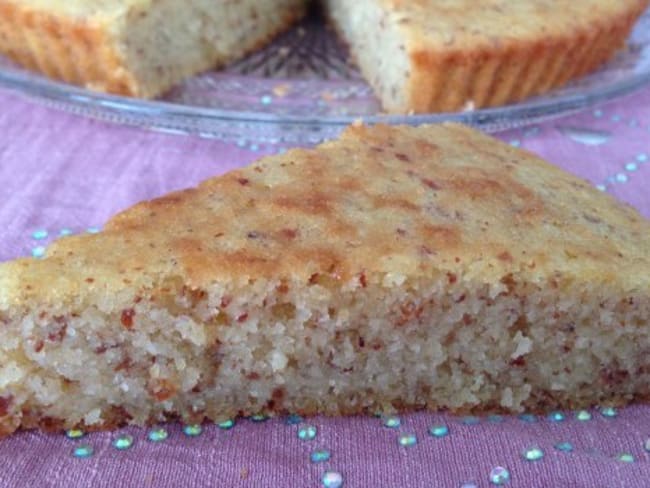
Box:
left=405, top=0, right=649, bottom=113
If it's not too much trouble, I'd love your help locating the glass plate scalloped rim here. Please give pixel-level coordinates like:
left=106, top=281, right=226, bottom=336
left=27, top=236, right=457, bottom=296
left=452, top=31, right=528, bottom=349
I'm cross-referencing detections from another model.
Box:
left=0, top=7, right=649, bottom=148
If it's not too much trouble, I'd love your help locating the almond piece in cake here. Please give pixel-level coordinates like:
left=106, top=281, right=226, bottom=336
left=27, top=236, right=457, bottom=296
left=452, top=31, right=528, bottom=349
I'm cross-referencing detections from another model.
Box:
left=0, top=0, right=305, bottom=97
left=1, top=123, right=650, bottom=435
left=324, top=0, right=649, bottom=112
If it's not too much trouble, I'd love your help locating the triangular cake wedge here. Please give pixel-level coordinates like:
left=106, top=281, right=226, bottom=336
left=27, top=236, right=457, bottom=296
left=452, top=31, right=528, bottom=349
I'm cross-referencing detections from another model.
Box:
left=1, top=123, right=649, bottom=436
left=0, top=0, right=304, bottom=98
left=324, top=0, right=649, bottom=112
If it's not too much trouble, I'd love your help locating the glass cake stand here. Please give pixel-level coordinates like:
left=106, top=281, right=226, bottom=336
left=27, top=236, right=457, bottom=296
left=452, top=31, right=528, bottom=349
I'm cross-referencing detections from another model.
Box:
left=0, top=7, right=649, bottom=148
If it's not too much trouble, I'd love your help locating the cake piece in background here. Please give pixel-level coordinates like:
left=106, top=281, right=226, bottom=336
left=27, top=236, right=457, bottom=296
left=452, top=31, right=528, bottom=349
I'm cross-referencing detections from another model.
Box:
left=0, top=0, right=305, bottom=98
left=0, top=123, right=649, bottom=436
left=324, top=0, right=649, bottom=112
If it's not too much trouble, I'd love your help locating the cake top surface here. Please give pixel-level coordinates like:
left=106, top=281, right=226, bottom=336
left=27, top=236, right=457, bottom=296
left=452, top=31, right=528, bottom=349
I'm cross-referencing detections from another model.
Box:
left=1, top=123, right=649, bottom=309
left=9, top=0, right=146, bottom=17
left=377, top=0, right=649, bottom=49
left=13, top=0, right=648, bottom=26
left=9, top=0, right=649, bottom=61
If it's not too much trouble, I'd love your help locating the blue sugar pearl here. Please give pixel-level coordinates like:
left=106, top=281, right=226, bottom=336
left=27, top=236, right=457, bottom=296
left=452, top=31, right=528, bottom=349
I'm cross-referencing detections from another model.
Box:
left=183, top=424, right=203, bottom=437
left=518, top=414, right=537, bottom=423
left=32, top=246, right=46, bottom=258
left=148, top=427, right=169, bottom=442
left=489, top=466, right=510, bottom=485
left=322, top=471, right=344, bottom=488
left=600, top=407, right=618, bottom=418
left=617, top=453, right=635, bottom=463
left=429, top=425, right=449, bottom=438
left=32, top=230, right=48, bottom=240
left=112, top=434, right=134, bottom=450
left=73, top=444, right=94, bottom=458
left=298, top=425, right=317, bottom=441
left=399, top=433, right=417, bottom=447
left=311, top=450, right=331, bottom=463
left=462, top=416, right=480, bottom=425
left=523, top=446, right=544, bottom=461
left=217, top=419, right=235, bottom=430
left=383, top=416, right=401, bottom=429
left=554, top=442, right=574, bottom=452
left=285, top=414, right=303, bottom=425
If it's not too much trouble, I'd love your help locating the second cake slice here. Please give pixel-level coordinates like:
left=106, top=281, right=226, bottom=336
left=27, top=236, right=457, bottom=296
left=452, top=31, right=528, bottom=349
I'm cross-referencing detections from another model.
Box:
left=0, top=0, right=305, bottom=97
left=325, top=0, right=648, bottom=112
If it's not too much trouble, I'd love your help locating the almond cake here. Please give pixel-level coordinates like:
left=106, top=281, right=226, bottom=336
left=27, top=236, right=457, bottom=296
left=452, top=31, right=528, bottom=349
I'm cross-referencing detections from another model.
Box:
left=0, top=123, right=649, bottom=436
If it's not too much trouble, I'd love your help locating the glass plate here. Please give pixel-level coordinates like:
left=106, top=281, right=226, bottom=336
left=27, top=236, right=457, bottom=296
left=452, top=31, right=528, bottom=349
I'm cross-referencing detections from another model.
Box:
left=1, top=6, right=649, bottom=148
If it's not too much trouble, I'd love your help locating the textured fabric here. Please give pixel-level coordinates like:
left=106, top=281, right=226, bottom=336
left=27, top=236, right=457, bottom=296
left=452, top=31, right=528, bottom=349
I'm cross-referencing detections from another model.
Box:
left=1, top=87, right=650, bottom=487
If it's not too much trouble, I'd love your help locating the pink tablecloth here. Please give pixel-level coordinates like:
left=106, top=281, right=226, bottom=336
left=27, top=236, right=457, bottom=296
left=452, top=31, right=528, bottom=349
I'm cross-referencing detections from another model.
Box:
left=1, top=86, right=650, bottom=488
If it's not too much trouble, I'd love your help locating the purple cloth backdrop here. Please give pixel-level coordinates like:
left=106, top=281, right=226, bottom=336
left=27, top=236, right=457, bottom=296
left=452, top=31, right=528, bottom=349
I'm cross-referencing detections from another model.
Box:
left=1, top=86, right=650, bottom=488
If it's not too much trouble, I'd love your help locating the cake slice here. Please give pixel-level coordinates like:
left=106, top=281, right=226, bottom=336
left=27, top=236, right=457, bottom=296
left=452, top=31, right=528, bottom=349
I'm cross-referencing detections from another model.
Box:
left=325, top=0, right=649, bottom=112
left=0, top=0, right=305, bottom=97
left=1, top=123, right=650, bottom=436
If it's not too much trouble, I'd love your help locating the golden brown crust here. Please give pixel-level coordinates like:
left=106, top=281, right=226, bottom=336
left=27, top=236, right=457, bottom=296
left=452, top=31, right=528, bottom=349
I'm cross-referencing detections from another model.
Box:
left=406, top=0, right=649, bottom=112
left=1, top=123, right=649, bottom=306
left=0, top=0, right=139, bottom=95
